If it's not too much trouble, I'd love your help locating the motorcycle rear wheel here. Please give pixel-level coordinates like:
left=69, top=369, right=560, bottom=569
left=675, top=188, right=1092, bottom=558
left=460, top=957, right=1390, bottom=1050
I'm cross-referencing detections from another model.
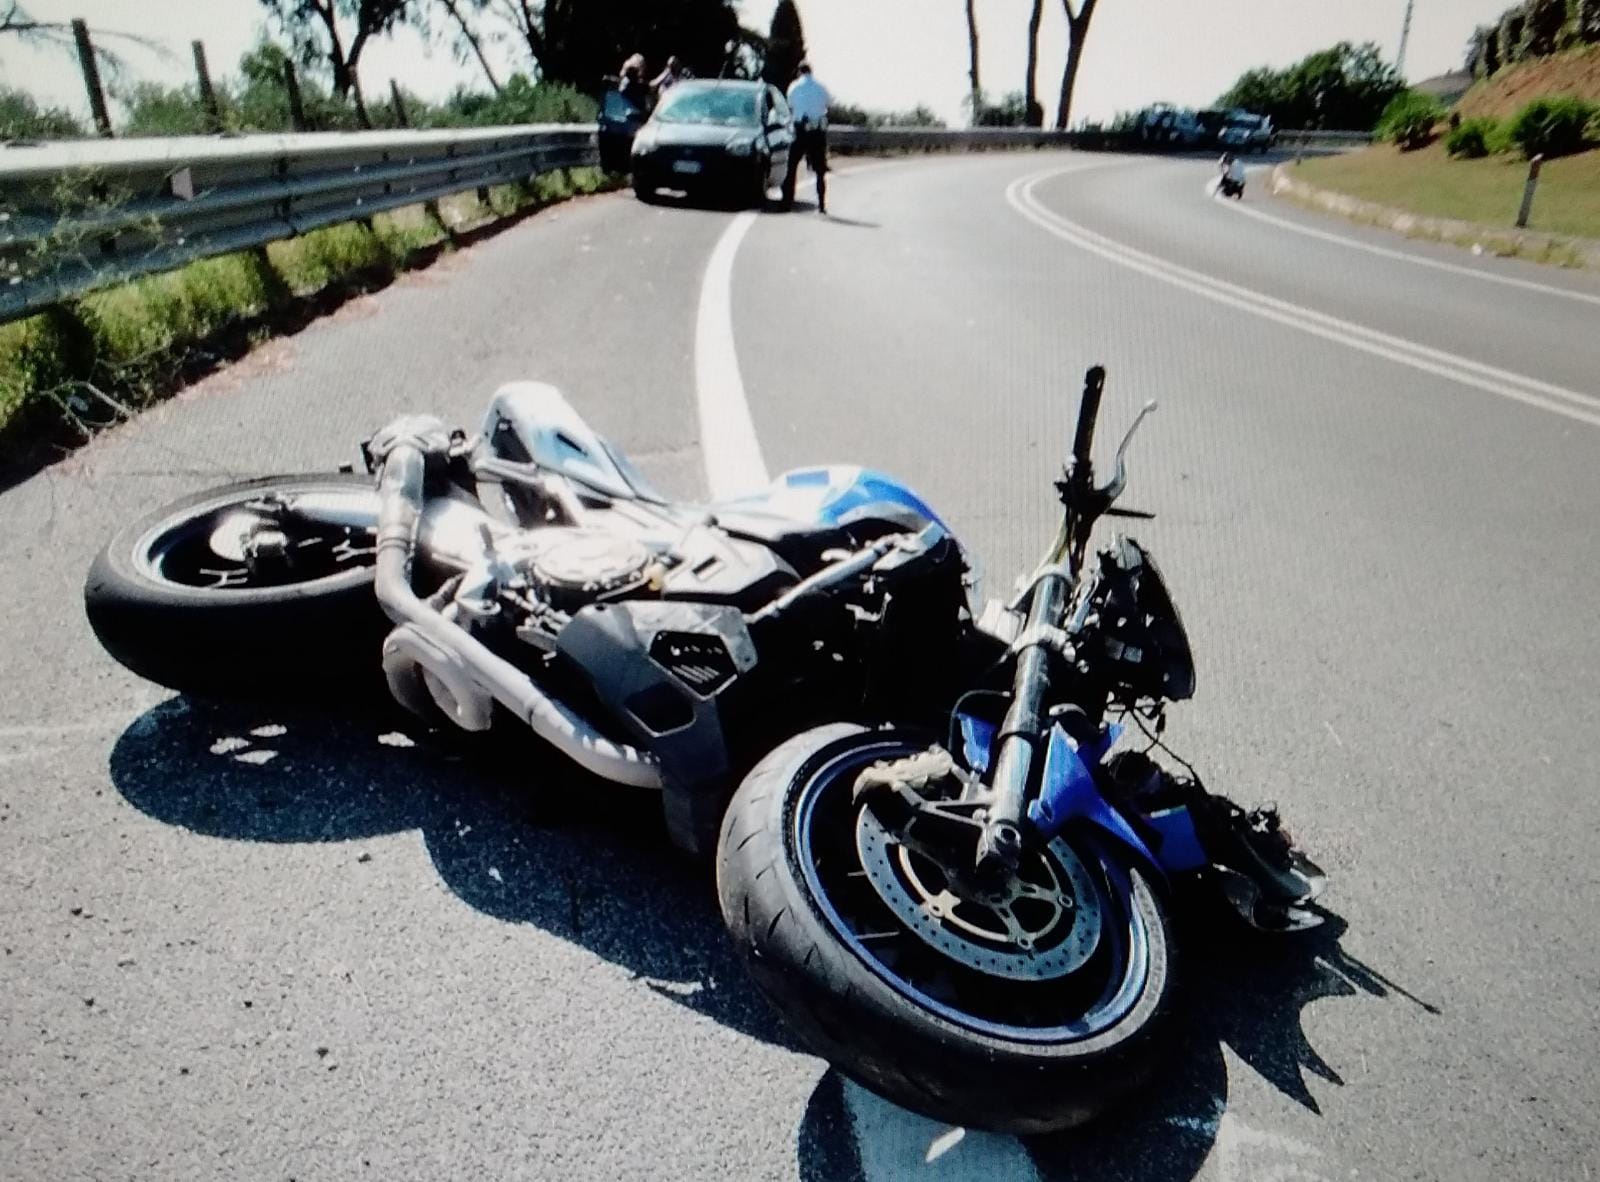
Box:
left=84, top=473, right=386, bottom=699
left=716, top=723, right=1180, bottom=1135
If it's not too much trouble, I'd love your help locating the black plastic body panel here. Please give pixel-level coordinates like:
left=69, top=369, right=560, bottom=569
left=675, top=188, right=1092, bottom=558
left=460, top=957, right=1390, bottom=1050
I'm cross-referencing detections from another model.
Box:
left=657, top=523, right=798, bottom=611
left=555, top=600, right=758, bottom=854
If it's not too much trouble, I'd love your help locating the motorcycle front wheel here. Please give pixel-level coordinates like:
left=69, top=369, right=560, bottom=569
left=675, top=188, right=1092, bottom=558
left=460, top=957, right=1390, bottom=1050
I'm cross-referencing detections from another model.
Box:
left=716, top=723, right=1180, bottom=1135
left=84, top=473, right=386, bottom=699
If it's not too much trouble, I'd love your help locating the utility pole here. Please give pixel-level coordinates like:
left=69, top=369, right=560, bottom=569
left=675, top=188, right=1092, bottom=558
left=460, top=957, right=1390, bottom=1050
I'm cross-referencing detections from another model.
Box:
left=1397, top=0, right=1416, bottom=77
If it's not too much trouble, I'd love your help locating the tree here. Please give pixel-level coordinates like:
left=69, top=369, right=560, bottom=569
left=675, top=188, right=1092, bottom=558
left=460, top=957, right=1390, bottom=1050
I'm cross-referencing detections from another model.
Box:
left=1582, top=0, right=1600, bottom=44
left=763, top=0, right=805, bottom=88
left=1498, top=9, right=1525, bottom=66
left=424, top=0, right=502, bottom=93
left=1217, top=42, right=1404, bottom=131
left=259, top=0, right=413, bottom=125
left=963, top=0, right=981, bottom=114
left=1465, top=23, right=1500, bottom=78
left=1023, top=0, right=1045, bottom=126
left=490, top=0, right=545, bottom=71
left=0, top=1, right=167, bottom=76
left=1054, top=0, right=1099, bottom=130
left=489, top=0, right=752, bottom=92
left=1520, top=0, right=1566, bottom=57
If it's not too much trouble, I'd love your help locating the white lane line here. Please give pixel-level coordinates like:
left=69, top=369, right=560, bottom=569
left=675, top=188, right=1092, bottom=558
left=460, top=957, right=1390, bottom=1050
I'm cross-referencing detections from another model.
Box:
left=691, top=184, right=1046, bottom=1182
left=694, top=210, right=768, bottom=499
left=843, top=1083, right=1041, bottom=1182
left=1008, top=167, right=1600, bottom=431
left=1221, top=175, right=1600, bottom=308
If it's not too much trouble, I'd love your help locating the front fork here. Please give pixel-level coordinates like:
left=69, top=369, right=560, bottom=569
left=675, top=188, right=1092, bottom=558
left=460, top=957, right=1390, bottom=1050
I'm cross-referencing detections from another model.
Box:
left=976, top=561, right=1075, bottom=873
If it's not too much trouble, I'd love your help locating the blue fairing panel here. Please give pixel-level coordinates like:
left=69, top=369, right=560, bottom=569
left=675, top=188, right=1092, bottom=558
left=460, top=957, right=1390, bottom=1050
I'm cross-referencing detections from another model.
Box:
left=1029, top=724, right=1150, bottom=852
left=956, top=720, right=1208, bottom=882
left=959, top=714, right=996, bottom=774
left=723, top=466, right=953, bottom=536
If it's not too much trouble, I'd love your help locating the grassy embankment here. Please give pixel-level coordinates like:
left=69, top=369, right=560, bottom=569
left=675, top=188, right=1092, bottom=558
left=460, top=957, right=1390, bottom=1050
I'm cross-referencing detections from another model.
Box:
left=1284, top=44, right=1600, bottom=254
left=1294, top=145, right=1600, bottom=240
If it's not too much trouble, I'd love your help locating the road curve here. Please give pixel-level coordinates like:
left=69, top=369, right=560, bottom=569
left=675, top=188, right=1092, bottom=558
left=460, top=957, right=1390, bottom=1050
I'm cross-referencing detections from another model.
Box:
left=1, top=150, right=1596, bottom=1182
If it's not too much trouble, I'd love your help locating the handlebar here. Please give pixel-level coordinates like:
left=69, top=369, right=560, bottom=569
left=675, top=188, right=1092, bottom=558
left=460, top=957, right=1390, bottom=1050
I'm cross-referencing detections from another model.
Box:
left=1071, top=366, right=1105, bottom=469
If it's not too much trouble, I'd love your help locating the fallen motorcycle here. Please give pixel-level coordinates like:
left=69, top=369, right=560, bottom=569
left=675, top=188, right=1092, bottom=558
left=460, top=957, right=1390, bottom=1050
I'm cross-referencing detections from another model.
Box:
left=85, top=367, right=1325, bottom=1133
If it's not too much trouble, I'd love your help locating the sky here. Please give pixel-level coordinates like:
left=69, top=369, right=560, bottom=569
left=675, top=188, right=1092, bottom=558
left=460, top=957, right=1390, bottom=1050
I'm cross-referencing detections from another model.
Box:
left=1, top=1, right=1513, bottom=130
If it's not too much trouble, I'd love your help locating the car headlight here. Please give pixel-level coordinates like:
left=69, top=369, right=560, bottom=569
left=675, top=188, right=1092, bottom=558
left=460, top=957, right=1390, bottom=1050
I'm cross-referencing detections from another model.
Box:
left=726, top=136, right=755, bottom=157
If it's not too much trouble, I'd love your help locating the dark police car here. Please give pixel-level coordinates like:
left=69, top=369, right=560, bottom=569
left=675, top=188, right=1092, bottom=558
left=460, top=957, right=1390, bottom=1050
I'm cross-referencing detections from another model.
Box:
left=628, top=80, right=794, bottom=206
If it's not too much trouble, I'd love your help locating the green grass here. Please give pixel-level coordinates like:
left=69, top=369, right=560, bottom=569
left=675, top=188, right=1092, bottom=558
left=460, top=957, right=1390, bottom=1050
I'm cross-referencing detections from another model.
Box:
left=0, top=168, right=613, bottom=467
left=1295, top=144, right=1600, bottom=240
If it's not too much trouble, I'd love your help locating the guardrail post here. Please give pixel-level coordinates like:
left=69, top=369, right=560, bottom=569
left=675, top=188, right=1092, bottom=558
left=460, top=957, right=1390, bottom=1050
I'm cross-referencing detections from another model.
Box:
left=193, top=40, right=223, bottom=134
left=282, top=60, right=309, bottom=131
left=389, top=79, right=410, bottom=128
left=352, top=76, right=373, bottom=130
left=72, top=18, right=113, bottom=138
left=1516, top=154, right=1544, bottom=229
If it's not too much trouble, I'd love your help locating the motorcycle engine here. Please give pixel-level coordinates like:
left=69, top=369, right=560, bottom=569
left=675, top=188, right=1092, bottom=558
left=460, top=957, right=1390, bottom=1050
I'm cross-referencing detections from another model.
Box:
left=520, top=528, right=655, bottom=611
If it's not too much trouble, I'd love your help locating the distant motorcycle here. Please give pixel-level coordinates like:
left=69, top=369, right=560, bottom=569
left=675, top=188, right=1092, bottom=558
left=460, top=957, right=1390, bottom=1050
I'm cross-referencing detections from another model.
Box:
left=84, top=368, right=1325, bottom=1133
left=1214, top=155, right=1246, bottom=200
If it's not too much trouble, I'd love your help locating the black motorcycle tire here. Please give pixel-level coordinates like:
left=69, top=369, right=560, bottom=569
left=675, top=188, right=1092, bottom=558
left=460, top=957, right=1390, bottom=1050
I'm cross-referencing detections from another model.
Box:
left=84, top=473, right=387, bottom=699
left=716, top=722, right=1181, bottom=1135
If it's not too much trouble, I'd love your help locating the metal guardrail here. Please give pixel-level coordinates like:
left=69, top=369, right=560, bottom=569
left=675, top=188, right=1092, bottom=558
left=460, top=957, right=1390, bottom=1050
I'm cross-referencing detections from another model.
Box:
left=1, top=124, right=597, bottom=322
left=828, top=126, right=1077, bottom=152
left=0, top=123, right=1370, bottom=323
left=1273, top=129, right=1375, bottom=147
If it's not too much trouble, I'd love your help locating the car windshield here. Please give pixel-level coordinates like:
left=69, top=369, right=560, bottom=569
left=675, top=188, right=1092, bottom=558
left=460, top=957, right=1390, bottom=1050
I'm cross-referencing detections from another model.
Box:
left=653, top=86, right=758, bottom=127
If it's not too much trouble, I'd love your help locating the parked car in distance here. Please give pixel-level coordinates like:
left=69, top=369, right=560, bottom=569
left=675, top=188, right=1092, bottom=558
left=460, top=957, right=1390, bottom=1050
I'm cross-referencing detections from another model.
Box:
left=1131, top=103, right=1208, bottom=148
left=1218, top=111, right=1276, bottom=153
left=630, top=80, right=794, bottom=207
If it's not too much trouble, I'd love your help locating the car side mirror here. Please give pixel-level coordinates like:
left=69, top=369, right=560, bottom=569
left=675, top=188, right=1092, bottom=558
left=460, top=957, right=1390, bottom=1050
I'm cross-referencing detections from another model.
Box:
left=766, top=112, right=787, bottom=130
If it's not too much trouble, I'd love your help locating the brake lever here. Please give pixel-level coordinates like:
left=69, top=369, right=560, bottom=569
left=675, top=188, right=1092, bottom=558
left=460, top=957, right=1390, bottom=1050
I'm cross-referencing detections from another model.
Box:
left=1104, top=506, right=1155, bottom=520
left=1097, top=400, right=1159, bottom=502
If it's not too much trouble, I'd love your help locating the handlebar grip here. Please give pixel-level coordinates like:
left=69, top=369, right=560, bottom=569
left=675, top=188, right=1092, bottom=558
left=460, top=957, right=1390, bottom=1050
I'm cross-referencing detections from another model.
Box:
left=1072, top=366, right=1106, bottom=466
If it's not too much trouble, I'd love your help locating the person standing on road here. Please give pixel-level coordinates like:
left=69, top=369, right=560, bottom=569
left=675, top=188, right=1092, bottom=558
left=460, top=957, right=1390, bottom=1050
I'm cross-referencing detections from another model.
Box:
left=783, top=61, right=831, bottom=214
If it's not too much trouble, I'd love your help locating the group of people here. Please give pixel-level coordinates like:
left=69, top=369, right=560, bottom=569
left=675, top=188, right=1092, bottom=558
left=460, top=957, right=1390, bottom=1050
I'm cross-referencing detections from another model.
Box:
left=618, top=53, right=688, bottom=109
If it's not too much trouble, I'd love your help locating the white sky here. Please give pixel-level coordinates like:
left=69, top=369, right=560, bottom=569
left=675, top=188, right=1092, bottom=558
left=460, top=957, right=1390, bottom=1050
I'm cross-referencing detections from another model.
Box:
left=2, top=0, right=1510, bottom=129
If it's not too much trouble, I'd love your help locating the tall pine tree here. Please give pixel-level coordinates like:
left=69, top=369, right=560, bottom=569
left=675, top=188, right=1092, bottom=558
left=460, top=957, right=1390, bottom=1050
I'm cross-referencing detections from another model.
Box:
left=763, top=0, right=806, bottom=88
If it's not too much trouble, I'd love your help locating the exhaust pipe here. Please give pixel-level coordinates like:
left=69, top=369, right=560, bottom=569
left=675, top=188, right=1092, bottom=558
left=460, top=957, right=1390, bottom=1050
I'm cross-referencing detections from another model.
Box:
left=373, top=431, right=663, bottom=790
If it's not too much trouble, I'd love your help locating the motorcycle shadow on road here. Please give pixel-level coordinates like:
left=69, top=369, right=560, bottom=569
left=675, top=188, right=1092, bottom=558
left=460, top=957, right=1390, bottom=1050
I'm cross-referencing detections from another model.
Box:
left=109, top=696, right=1438, bottom=1182
left=107, top=694, right=794, bottom=1052
left=796, top=909, right=1440, bottom=1182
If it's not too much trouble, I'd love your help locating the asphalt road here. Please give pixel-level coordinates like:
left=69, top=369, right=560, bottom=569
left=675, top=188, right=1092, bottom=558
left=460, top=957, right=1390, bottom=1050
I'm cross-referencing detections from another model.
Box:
left=3, top=150, right=1599, bottom=1181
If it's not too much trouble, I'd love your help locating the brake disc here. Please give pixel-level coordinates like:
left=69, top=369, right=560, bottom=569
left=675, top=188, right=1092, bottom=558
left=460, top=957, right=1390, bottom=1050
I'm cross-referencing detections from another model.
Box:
left=855, top=807, right=1103, bottom=982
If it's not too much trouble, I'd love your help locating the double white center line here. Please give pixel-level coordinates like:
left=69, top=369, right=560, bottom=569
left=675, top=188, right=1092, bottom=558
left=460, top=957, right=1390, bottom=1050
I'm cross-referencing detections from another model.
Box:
left=1007, top=166, right=1600, bottom=432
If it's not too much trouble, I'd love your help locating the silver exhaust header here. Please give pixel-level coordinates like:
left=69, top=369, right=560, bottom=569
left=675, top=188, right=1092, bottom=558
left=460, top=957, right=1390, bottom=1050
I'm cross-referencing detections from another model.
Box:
left=369, top=416, right=664, bottom=790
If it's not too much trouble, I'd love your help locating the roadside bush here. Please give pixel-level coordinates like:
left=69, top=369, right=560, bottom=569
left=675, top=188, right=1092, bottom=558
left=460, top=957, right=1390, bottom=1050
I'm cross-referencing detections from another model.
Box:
left=1445, top=116, right=1500, bottom=158
left=1507, top=94, right=1600, bottom=157
left=1377, top=90, right=1446, bottom=149
left=0, top=86, right=83, bottom=141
